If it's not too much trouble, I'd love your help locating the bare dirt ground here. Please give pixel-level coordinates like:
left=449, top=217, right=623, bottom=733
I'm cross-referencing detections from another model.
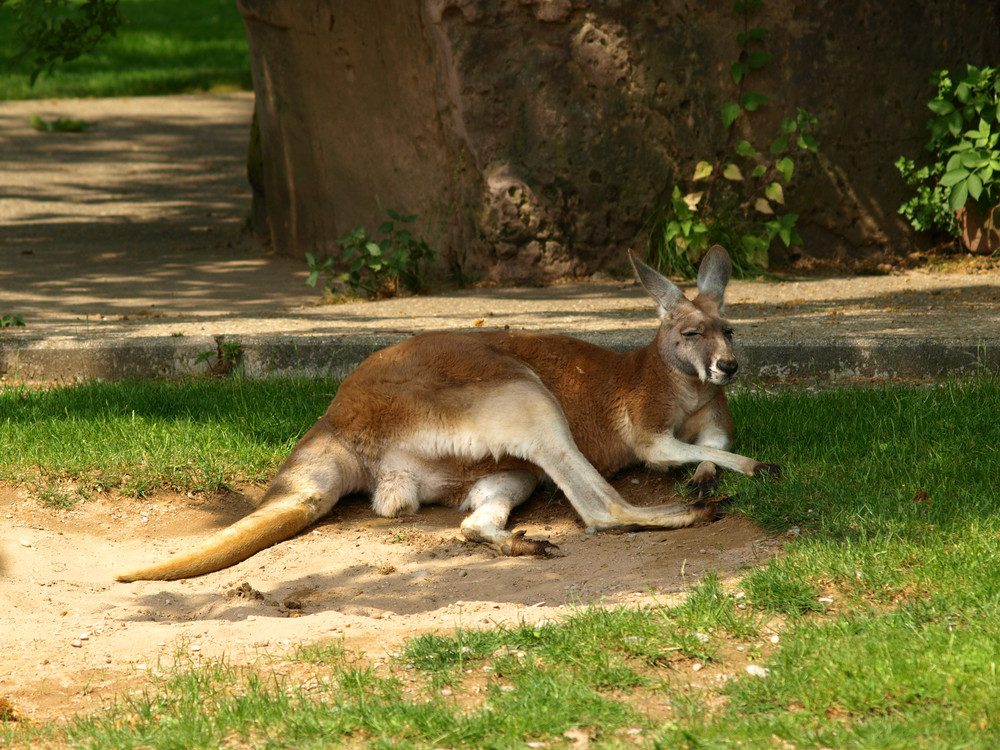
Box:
left=0, top=469, right=780, bottom=724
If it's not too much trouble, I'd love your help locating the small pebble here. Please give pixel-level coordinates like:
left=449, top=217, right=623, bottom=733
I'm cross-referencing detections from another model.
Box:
left=692, top=663, right=703, bottom=672
left=20, top=540, right=33, bottom=548
left=457, top=570, right=468, bottom=577
left=746, top=664, right=771, bottom=678
left=70, top=639, right=83, bottom=648
left=584, top=526, right=596, bottom=535
left=769, top=635, right=780, bottom=644
left=411, top=570, right=430, bottom=579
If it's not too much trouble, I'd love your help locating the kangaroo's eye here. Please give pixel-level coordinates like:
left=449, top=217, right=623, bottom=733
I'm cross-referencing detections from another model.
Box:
left=681, top=330, right=700, bottom=338
left=723, top=328, right=734, bottom=338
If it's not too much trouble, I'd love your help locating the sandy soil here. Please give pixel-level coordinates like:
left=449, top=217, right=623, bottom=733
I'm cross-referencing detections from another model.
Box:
left=0, top=469, right=780, bottom=723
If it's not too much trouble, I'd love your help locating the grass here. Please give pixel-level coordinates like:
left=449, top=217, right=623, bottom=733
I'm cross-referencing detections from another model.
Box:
left=0, top=378, right=336, bottom=501
left=0, top=0, right=251, bottom=100
left=3, top=375, right=1000, bottom=747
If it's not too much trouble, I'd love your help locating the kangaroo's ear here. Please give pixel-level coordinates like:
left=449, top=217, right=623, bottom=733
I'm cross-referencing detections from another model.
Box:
left=629, top=251, right=687, bottom=317
left=696, top=245, right=732, bottom=313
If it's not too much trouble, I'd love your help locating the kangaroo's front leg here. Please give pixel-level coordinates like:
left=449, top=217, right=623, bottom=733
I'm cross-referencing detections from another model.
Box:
left=475, top=382, right=728, bottom=533
left=532, top=439, right=722, bottom=532
left=641, top=434, right=780, bottom=481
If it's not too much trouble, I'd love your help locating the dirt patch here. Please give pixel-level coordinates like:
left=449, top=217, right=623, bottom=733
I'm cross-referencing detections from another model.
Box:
left=0, top=469, right=780, bottom=723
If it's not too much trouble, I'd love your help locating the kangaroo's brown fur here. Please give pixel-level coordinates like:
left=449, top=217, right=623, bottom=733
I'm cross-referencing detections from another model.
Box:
left=117, top=246, right=779, bottom=582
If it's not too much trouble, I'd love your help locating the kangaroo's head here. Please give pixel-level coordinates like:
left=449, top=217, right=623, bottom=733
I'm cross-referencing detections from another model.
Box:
left=630, top=246, right=738, bottom=386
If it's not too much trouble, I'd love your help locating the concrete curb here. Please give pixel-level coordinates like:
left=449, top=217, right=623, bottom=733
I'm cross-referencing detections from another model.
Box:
left=3, top=330, right=997, bottom=384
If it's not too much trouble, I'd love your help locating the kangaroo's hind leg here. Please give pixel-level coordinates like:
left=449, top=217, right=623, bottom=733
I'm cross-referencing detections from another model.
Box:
left=459, top=469, right=555, bottom=556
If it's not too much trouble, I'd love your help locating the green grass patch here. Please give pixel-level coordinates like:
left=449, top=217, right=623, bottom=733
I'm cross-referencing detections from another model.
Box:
left=0, top=378, right=336, bottom=499
left=4, top=376, right=1000, bottom=747
left=0, top=0, right=252, bottom=100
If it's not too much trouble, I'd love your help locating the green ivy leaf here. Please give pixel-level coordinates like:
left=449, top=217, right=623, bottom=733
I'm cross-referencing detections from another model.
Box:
left=747, top=51, right=772, bottom=70
left=776, top=157, right=794, bottom=182
left=731, top=61, right=749, bottom=85
left=754, top=197, right=774, bottom=214
left=735, top=140, right=757, bottom=158
left=693, top=161, right=714, bottom=180
left=769, top=136, right=787, bottom=155
left=721, top=102, right=741, bottom=128
left=723, top=163, right=744, bottom=181
left=780, top=117, right=799, bottom=135
left=752, top=164, right=768, bottom=178
left=766, top=181, right=785, bottom=204
left=741, top=91, right=769, bottom=112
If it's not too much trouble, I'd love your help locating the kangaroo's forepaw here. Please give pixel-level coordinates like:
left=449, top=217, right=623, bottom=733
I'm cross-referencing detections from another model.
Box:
left=501, top=530, right=559, bottom=557
left=753, top=462, right=782, bottom=478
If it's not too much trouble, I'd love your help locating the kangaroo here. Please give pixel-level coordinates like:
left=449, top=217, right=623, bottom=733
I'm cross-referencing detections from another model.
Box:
left=117, top=246, right=779, bottom=582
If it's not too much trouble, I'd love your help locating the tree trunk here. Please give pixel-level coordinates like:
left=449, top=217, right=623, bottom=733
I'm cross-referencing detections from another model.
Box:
left=239, top=0, right=1000, bottom=283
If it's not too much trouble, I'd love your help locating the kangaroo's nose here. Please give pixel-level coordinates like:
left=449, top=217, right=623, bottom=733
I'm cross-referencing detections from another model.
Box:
left=718, top=359, right=739, bottom=377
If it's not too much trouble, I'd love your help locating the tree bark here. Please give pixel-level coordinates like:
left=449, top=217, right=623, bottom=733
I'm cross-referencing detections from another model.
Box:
left=239, top=0, right=1000, bottom=283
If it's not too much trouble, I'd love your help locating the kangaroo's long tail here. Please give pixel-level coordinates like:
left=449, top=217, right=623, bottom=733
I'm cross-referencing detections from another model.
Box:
left=117, top=423, right=364, bottom=582
left=116, top=495, right=316, bottom=582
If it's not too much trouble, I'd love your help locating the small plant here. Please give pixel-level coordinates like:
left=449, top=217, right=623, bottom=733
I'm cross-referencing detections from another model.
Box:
left=305, top=208, right=435, bottom=299
left=896, top=64, right=1000, bottom=252
left=28, top=114, right=91, bottom=132
left=196, top=340, right=243, bottom=377
left=1, top=313, right=26, bottom=328
left=646, top=0, right=818, bottom=278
